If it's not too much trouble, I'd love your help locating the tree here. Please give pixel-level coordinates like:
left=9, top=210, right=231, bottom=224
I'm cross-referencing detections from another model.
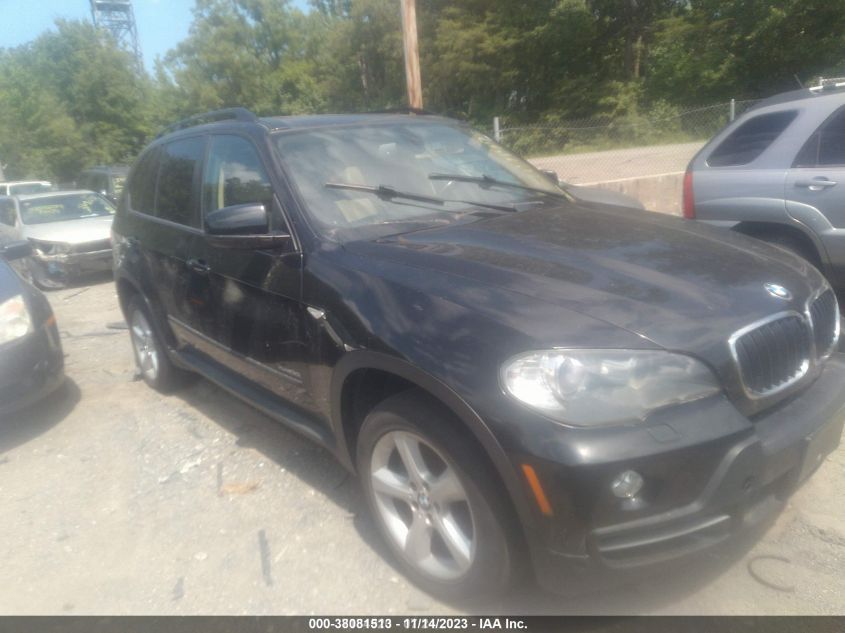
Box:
left=0, top=20, right=150, bottom=181
left=160, top=0, right=329, bottom=117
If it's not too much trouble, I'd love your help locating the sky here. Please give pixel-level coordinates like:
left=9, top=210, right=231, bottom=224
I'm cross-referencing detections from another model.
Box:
left=0, top=0, right=309, bottom=72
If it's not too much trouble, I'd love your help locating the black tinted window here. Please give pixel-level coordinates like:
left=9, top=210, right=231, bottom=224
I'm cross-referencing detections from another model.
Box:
left=129, top=149, right=160, bottom=214
left=793, top=107, right=845, bottom=167
left=708, top=111, right=797, bottom=167
left=203, top=135, right=273, bottom=216
left=818, top=108, right=845, bottom=166
left=156, top=137, right=205, bottom=227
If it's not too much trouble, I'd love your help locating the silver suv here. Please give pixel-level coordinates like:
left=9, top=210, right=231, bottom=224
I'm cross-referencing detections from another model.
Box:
left=685, top=83, right=845, bottom=285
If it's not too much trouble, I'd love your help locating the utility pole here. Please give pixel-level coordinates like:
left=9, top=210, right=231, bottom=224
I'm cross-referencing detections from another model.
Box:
left=400, top=0, right=423, bottom=109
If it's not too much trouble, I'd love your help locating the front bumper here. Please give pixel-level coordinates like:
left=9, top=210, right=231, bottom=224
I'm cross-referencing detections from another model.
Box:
left=32, top=249, right=113, bottom=280
left=516, top=355, right=845, bottom=592
left=0, top=321, right=64, bottom=417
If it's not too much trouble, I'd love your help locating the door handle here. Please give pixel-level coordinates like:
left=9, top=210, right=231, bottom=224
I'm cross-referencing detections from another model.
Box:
left=795, top=178, right=837, bottom=190
left=186, top=258, right=211, bottom=275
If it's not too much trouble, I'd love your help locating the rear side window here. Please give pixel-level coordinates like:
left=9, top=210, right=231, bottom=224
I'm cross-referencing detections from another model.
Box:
left=129, top=149, right=160, bottom=215
left=794, top=106, right=845, bottom=167
left=156, top=137, right=206, bottom=227
left=202, top=135, right=273, bottom=216
left=708, top=111, right=798, bottom=167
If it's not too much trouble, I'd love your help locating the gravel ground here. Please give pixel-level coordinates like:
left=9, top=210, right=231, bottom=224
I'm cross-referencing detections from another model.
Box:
left=1, top=276, right=844, bottom=615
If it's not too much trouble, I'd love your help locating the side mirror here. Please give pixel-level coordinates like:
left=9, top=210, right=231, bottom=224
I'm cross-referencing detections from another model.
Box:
left=1, top=240, right=32, bottom=261
left=205, top=203, right=290, bottom=249
left=207, top=203, right=269, bottom=235
left=541, top=169, right=560, bottom=185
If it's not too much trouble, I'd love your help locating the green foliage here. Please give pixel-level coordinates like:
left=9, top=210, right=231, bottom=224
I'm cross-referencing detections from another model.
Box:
left=4, top=0, right=845, bottom=180
left=160, top=0, right=329, bottom=117
left=0, top=20, right=151, bottom=181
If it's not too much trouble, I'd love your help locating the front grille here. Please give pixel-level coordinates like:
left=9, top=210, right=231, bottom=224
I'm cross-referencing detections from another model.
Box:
left=810, top=289, right=839, bottom=359
left=731, top=313, right=812, bottom=397
left=71, top=239, right=111, bottom=254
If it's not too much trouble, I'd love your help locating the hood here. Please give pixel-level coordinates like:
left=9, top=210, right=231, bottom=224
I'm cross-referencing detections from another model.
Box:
left=566, top=184, right=645, bottom=210
left=344, top=203, right=825, bottom=352
left=22, top=215, right=113, bottom=245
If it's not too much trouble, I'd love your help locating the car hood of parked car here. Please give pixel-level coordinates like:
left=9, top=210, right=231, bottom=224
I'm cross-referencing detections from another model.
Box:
left=345, top=202, right=826, bottom=352
left=22, top=215, right=113, bottom=245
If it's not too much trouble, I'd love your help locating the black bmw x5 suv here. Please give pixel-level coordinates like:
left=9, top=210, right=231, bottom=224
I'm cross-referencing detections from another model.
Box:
left=113, top=108, right=845, bottom=598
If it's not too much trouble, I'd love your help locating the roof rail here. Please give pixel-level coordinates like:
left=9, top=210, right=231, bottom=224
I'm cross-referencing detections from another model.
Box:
left=156, top=107, right=258, bottom=138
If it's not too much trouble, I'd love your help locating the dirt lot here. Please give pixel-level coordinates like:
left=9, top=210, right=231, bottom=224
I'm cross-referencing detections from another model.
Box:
left=1, top=276, right=845, bottom=615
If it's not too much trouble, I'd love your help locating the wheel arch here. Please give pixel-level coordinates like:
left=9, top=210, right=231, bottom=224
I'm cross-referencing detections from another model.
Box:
left=330, top=351, right=537, bottom=535
left=732, top=220, right=828, bottom=269
left=114, top=271, right=179, bottom=349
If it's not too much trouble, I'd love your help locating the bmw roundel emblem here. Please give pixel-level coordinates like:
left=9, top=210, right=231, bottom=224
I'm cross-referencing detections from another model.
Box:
left=764, top=282, right=792, bottom=301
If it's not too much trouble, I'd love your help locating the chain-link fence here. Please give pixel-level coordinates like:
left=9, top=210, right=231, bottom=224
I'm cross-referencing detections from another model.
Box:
left=495, top=99, right=759, bottom=185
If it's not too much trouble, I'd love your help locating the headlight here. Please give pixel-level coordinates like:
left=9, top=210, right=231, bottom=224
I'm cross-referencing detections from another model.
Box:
left=30, top=240, right=70, bottom=256
left=0, top=295, right=33, bottom=345
left=501, top=349, right=721, bottom=427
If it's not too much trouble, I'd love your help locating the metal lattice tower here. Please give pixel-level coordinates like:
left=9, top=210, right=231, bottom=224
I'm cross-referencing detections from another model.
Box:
left=90, top=0, right=143, bottom=70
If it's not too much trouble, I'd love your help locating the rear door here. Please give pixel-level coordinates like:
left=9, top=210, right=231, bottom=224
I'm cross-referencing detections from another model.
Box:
left=785, top=106, right=845, bottom=270
left=147, top=135, right=208, bottom=339
left=786, top=105, right=845, bottom=228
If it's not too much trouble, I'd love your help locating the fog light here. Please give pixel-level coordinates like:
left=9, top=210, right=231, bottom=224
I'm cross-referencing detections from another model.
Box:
left=611, top=470, right=643, bottom=499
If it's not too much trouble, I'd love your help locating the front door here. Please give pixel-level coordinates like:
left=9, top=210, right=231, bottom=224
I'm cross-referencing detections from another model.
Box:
left=195, top=134, right=318, bottom=416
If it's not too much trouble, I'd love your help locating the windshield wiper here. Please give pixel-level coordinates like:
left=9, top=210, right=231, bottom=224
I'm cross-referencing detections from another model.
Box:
left=428, top=172, right=570, bottom=200
left=324, top=182, right=517, bottom=212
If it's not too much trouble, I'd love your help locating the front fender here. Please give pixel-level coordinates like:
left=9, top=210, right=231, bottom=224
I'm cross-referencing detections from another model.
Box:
left=330, top=349, right=538, bottom=534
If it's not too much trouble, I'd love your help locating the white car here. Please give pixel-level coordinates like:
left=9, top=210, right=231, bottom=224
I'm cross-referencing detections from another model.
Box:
left=0, top=190, right=115, bottom=289
left=0, top=181, right=53, bottom=196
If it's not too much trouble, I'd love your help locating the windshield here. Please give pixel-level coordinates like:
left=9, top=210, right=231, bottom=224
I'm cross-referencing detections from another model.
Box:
left=19, top=193, right=115, bottom=225
left=10, top=182, right=52, bottom=195
left=274, top=121, right=567, bottom=237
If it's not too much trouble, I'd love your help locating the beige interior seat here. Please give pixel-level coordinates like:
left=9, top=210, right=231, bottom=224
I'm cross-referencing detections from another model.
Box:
left=335, top=166, right=378, bottom=223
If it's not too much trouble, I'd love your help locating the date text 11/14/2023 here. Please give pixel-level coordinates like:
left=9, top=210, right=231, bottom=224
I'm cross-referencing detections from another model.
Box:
left=307, top=617, right=528, bottom=630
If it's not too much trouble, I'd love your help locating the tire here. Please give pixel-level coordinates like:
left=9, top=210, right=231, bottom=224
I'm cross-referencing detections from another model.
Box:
left=127, top=295, right=187, bottom=392
left=356, top=389, right=515, bottom=600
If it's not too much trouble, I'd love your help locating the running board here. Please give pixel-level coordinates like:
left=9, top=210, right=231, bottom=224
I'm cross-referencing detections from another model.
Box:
left=175, top=347, right=333, bottom=448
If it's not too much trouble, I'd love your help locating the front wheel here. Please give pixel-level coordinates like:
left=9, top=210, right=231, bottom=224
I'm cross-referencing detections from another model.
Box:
left=356, top=390, right=515, bottom=600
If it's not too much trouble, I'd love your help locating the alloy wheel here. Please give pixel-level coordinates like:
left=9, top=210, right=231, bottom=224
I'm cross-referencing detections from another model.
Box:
left=130, top=308, right=160, bottom=381
left=369, top=430, right=476, bottom=580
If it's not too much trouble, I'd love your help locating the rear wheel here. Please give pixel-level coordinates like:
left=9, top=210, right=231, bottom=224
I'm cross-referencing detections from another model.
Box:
left=356, top=389, right=515, bottom=600
left=127, top=296, right=187, bottom=392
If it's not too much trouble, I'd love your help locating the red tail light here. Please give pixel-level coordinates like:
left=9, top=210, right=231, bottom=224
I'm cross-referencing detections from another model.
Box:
left=682, top=169, right=695, bottom=219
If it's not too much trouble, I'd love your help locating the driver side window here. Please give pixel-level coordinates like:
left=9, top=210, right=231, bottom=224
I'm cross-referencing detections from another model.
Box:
left=202, top=135, right=274, bottom=219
